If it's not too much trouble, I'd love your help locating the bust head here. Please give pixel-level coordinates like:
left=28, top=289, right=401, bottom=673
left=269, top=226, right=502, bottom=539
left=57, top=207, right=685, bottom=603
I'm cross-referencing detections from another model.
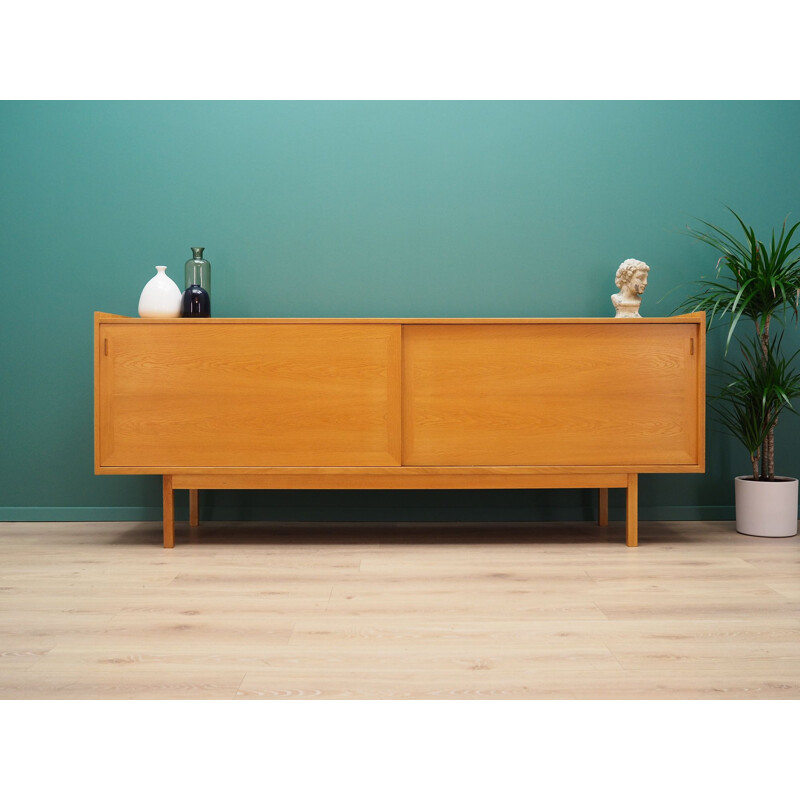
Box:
left=615, top=259, right=650, bottom=297
left=612, top=258, right=650, bottom=318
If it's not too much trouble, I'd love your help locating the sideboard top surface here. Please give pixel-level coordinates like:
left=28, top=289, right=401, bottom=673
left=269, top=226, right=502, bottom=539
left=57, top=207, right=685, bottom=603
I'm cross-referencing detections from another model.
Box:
left=96, top=312, right=704, bottom=325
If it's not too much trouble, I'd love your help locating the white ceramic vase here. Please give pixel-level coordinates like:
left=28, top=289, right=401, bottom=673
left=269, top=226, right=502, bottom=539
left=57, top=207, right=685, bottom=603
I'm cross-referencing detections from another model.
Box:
left=735, top=476, right=798, bottom=538
left=138, top=265, right=182, bottom=318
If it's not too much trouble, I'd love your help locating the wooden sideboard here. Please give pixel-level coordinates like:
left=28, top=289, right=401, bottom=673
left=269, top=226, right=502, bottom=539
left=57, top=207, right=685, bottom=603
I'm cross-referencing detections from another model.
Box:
left=94, top=312, right=706, bottom=547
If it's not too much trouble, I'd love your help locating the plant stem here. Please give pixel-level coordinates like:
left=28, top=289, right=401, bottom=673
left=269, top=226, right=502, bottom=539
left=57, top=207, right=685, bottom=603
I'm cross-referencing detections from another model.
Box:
left=767, top=420, right=777, bottom=480
left=758, top=316, right=774, bottom=480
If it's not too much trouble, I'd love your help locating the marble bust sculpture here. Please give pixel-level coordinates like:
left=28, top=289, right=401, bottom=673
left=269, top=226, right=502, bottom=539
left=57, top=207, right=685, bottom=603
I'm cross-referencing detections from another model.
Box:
left=611, top=259, right=650, bottom=318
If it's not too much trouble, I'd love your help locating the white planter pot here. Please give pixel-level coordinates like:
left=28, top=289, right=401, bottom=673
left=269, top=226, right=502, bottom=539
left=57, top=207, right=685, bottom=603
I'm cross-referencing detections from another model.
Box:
left=735, top=476, right=799, bottom=538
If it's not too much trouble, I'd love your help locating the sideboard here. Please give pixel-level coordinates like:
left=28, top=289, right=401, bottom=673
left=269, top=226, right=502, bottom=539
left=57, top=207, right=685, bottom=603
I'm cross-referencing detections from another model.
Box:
left=94, top=312, right=706, bottom=547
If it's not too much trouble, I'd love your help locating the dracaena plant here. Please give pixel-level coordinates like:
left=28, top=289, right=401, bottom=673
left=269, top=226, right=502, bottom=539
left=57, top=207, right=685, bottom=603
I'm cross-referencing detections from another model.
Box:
left=714, top=336, right=800, bottom=480
left=675, top=208, right=800, bottom=480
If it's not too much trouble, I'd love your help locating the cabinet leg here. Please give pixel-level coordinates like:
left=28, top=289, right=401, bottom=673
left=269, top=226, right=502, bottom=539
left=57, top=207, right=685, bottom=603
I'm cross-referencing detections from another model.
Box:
left=163, top=475, right=175, bottom=549
left=626, top=473, right=638, bottom=547
left=598, top=488, right=608, bottom=527
left=189, top=489, right=199, bottom=527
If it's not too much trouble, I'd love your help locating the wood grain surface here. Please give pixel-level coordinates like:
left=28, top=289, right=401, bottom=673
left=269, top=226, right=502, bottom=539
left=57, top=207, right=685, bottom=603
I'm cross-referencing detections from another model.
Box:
left=403, top=322, right=701, bottom=467
left=2, top=519, right=798, bottom=699
left=97, top=322, right=401, bottom=468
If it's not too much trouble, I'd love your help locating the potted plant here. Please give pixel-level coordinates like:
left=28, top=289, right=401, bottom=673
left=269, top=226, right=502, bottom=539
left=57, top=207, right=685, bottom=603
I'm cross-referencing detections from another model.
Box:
left=676, top=207, right=800, bottom=537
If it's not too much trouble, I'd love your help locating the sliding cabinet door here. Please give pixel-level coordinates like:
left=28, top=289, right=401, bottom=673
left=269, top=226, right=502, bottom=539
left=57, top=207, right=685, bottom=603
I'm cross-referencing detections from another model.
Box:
left=97, top=322, right=401, bottom=468
left=402, top=323, right=701, bottom=467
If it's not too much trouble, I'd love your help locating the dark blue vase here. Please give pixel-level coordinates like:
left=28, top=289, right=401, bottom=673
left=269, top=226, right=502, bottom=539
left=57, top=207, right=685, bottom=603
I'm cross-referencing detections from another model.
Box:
left=181, top=284, right=211, bottom=317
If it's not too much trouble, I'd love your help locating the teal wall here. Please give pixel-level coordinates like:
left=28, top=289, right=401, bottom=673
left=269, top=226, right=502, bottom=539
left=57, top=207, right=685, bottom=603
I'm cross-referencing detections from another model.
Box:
left=3, top=100, right=800, bottom=523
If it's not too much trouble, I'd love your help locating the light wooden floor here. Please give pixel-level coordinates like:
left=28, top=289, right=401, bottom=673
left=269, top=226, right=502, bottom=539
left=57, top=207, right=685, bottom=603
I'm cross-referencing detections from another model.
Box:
left=1, top=519, right=798, bottom=699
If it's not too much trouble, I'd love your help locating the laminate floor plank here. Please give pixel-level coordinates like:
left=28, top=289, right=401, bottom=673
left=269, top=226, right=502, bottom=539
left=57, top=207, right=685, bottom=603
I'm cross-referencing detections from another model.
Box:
left=566, top=671, right=800, bottom=699
left=0, top=613, right=124, bottom=639
left=593, top=596, right=800, bottom=621
left=235, top=668, right=800, bottom=700
left=286, top=616, right=800, bottom=646
left=765, top=581, right=800, bottom=600
left=24, top=640, right=621, bottom=678
left=2, top=668, right=247, bottom=700
left=1, top=520, right=799, bottom=699
left=326, top=587, right=607, bottom=619
left=234, top=670, right=591, bottom=700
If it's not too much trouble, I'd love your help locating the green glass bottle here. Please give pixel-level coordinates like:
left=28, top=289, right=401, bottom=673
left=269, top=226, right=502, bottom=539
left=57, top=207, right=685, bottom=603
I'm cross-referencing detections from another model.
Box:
left=184, top=247, right=211, bottom=298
